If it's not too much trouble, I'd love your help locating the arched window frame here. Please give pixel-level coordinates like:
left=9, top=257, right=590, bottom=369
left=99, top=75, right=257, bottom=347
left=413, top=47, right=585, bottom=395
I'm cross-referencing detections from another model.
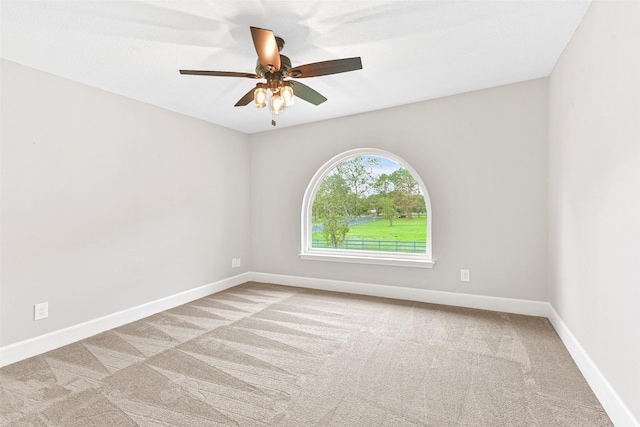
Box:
left=300, top=148, right=434, bottom=268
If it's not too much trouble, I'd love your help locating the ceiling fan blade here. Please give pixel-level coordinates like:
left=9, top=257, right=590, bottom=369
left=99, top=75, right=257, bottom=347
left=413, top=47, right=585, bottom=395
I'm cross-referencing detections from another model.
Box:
left=180, top=70, right=260, bottom=79
left=290, top=81, right=327, bottom=106
left=250, top=26, right=281, bottom=72
left=234, top=88, right=256, bottom=107
left=287, top=57, right=362, bottom=78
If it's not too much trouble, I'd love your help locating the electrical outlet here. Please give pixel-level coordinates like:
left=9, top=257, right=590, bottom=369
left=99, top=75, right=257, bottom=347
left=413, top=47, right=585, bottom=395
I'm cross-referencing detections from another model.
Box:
left=236, top=258, right=241, bottom=267
left=461, top=270, right=470, bottom=282
left=231, top=258, right=241, bottom=268
left=34, top=302, right=48, bottom=320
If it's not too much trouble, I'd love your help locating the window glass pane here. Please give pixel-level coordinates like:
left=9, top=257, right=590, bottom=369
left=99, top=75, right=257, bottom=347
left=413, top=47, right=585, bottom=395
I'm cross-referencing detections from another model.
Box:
left=311, top=156, right=427, bottom=253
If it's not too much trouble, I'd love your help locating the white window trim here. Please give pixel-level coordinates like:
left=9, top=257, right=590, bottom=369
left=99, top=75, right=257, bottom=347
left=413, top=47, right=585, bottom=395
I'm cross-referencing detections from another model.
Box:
left=300, top=148, right=434, bottom=268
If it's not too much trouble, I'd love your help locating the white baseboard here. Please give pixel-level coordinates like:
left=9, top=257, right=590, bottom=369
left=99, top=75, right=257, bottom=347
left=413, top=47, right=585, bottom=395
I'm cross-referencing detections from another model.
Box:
left=248, top=272, right=551, bottom=317
left=548, top=306, right=639, bottom=427
left=0, top=273, right=251, bottom=368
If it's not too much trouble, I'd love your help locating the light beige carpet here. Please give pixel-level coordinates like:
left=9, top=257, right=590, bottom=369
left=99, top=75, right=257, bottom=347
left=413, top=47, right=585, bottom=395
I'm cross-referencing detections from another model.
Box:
left=0, top=281, right=612, bottom=426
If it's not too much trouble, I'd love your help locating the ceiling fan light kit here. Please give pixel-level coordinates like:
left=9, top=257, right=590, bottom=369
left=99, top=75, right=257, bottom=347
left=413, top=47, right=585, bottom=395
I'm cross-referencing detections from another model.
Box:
left=180, top=26, right=362, bottom=126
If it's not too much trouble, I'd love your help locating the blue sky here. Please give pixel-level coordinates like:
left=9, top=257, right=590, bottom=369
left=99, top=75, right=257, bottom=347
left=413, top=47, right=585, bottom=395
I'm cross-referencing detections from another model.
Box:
left=365, top=156, right=401, bottom=177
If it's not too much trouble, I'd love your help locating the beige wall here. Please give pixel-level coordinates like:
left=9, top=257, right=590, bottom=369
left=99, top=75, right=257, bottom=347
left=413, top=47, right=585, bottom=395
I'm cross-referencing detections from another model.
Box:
left=0, top=60, right=251, bottom=346
left=249, top=78, right=549, bottom=301
left=548, top=0, right=640, bottom=421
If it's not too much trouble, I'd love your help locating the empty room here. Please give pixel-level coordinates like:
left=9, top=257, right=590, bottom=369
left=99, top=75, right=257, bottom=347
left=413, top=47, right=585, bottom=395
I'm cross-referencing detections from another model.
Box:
left=1, top=1, right=638, bottom=426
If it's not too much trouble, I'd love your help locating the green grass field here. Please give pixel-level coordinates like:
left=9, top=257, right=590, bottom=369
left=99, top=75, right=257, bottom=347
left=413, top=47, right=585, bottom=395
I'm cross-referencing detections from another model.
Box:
left=312, top=217, right=426, bottom=241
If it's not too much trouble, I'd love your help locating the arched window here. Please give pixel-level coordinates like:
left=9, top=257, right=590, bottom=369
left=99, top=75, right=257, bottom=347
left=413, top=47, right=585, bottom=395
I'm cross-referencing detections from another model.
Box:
left=300, top=148, right=433, bottom=268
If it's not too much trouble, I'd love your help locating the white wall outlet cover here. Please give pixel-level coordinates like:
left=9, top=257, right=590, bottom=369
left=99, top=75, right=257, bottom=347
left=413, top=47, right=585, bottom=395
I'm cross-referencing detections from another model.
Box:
left=34, top=302, right=49, bottom=320
left=461, top=270, right=470, bottom=282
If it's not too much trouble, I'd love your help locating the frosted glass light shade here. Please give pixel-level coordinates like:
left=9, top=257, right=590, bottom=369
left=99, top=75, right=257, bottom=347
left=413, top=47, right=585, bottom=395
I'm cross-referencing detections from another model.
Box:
left=254, top=86, right=267, bottom=108
left=281, top=84, right=294, bottom=106
left=271, top=92, right=284, bottom=114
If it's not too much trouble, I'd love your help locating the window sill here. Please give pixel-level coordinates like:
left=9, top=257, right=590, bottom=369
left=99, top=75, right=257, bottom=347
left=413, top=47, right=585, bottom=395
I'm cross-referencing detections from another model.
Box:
left=299, top=249, right=434, bottom=268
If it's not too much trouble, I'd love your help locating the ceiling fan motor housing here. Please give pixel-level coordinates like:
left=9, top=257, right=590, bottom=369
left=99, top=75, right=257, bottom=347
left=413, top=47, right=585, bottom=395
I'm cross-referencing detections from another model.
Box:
left=255, top=55, right=291, bottom=77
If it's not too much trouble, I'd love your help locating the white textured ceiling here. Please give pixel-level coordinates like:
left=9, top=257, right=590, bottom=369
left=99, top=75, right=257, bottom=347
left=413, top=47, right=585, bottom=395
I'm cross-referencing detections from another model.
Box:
left=1, top=1, right=590, bottom=134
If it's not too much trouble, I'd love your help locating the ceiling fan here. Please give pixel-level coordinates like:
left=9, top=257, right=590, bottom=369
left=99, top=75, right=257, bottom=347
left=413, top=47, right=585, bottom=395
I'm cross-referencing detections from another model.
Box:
left=180, top=26, right=362, bottom=126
